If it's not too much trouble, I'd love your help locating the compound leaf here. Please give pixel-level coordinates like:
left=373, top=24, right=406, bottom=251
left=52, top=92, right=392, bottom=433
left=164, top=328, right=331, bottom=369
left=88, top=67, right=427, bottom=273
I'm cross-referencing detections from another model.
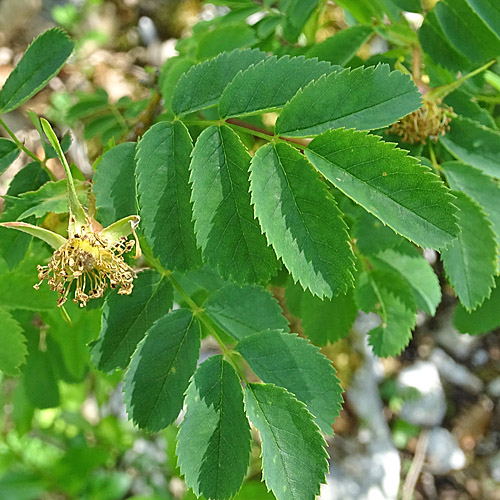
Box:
left=250, top=142, right=355, bottom=298
left=244, top=383, right=328, bottom=500
left=0, top=28, right=74, bottom=114
left=218, top=56, right=335, bottom=119
left=237, top=330, right=343, bottom=435
left=275, top=64, right=421, bottom=137
left=190, top=125, right=278, bottom=283
left=204, top=283, right=289, bottom=341
left=136, top=121, right=201, bottom=271
left=441, top=191, right=497, bottom=311
left=306, top=128, right=458, bottom=249
left=177, top=356, right=251, bottom=500
left=124, top=309, right=200, bottom=432
left=91, top=270, right=173, bottom=372
left=172, top=48, right=266, bottom=116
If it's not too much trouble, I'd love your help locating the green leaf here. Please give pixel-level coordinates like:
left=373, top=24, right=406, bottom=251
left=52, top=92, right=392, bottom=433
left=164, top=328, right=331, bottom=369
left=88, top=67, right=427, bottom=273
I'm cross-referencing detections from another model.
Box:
left=172, top=48, right=266, bottom=116
left=93, top=142, right=137, bottom=228
left=3, top=179, right=88, bottom=220
left=0, top=270, right=57, bottom=311
left=159, top=56, right=195, bottom=112
left=244, top=383, right=328, bottom=500
left=370, top=248, right=441, bottom=315
left=250, top=142, right=355, bottom=298
left=190, top=125, right=278, bottom=283
left=124, top=309, right=200, bottom=432
left=0, top=308, right=27, bottom=376
left=353, top=211, right=404, bottom=255
left=419, top=10, right=471, bottom=71
left=305, top=128, right=458, bottom=250
left=219, top=56, right=335, bottom=119
left=196, top=23, right=258, bottom=60
left=177, top=356, right=251, bottom=500
left=275, top=65, right=421, bottom=137
left=333, top=0, right=386, bottom=23
left=204, top=284, right=289, bottom=341
left=435, top=0, right=500, bottom=64
left=136, top=121, right=201, bottom=271
left=91, top=270, right=173, bottom=372
left=280, top=0, right=320, bottom=42
left=442, top=161, right=500, bottom=270
left=290, top=283, right=358, bottom=346
left=237, top=330, right=343, bottom=434
left=441, top=191, right=497, bottom=311
left=0, top=28, right=74, bottom=114
left=444, top=90, right=497, bottom=129
left=367, top=286, right=416, bottom=357
left=464, top=0, right=500, bottom=38
left=454, top=276, right=500, bottom=335
left=440, top=116, right=500, bottom=179
left=306, top=25, right=373, bottom=66
left=0, top=138, right=20, bottom=175
left=5, top=162, right=49, bottom=197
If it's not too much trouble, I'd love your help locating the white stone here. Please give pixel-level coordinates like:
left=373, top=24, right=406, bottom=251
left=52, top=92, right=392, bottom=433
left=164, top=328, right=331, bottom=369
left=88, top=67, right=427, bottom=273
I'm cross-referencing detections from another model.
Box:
left=430, top=348, right=484, bottom=393
left=426, top=428, right=466, bottom=474
left=487, top=377, right=500, bottom=398
left=397, top=361, right=446, bottom=427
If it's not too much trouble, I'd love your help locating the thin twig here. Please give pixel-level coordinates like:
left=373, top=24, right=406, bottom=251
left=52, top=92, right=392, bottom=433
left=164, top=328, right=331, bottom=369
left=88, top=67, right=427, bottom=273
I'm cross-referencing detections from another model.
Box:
left=402, top=428, right=430, bottom=500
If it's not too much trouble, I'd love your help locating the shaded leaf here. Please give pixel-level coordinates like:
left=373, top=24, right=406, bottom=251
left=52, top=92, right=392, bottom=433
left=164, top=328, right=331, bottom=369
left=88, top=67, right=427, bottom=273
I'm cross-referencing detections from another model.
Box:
left=250, top=142, right=355, bottom=298
left=124, top=309, right=200, bottom=432
left=204, top=283, right=288, bottom=341
left=244, top=383, right=328, bottom=500
left=177, top=356, right=251, bottom=500
left=93, top=142, right=137, bottom=228
left=0, top=308, right=27, bottom=376
left=440, top=116, right=500, bottom=178
left=306, top=128, right=458, bottom=249
left=91, top=270, right=173, bottom=372
left=237, top=330, right=343, bottom=434
left=0, top=138, right=20, bottom=175
left=197, top=23, right=258, bottom=60
left=306, top=25, right=373, bottom=66
left=275, top=65, right=421, bottom=137
left=441, top=192, right=497, bottom=311
left=136, top=121, right=201, bottom=271
left=190, top=125, right=278, bottom=283
left=454, top=276, right=500, bottom=335
left=280, top=0, right=320, bottom=42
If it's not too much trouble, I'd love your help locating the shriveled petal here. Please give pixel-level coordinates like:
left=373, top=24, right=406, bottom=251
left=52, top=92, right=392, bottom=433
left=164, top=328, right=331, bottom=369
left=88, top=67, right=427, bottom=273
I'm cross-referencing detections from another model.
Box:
left=0, top=221, right=67, bottom=249
left=101, top=215, right=141, bottom=257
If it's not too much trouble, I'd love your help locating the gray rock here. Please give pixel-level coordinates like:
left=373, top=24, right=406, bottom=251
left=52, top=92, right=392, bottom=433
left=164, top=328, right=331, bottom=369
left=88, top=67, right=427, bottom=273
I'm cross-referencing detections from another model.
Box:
left=487, top=377, right=500, bottom=398
left=397, top=361, right=446, bottom=427
left=430, top=348, right=484, bottom=393
left=426, top=427, right=466, bottom=474
left=434, top=309, right=479, bottom=360
left=321, top=324, right=400, bottom=500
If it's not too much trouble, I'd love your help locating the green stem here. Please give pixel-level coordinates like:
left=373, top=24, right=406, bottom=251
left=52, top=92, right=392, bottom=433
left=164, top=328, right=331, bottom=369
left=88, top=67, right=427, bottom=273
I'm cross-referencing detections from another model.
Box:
left=427, top=141, right=443, bottom=173
left=0, top=116, right=41, bottom=163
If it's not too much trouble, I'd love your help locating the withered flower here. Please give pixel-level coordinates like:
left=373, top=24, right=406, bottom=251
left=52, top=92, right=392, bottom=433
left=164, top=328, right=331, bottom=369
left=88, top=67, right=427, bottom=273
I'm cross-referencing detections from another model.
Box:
left=0, top=118, right=140, bottom=308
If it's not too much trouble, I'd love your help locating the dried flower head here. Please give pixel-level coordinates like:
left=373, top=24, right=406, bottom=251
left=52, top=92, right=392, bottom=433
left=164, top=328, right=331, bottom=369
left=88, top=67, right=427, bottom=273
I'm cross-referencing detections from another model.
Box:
left=34, top=220, right=137, bottom=307
left=388, top=98, right=452, bottom=144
